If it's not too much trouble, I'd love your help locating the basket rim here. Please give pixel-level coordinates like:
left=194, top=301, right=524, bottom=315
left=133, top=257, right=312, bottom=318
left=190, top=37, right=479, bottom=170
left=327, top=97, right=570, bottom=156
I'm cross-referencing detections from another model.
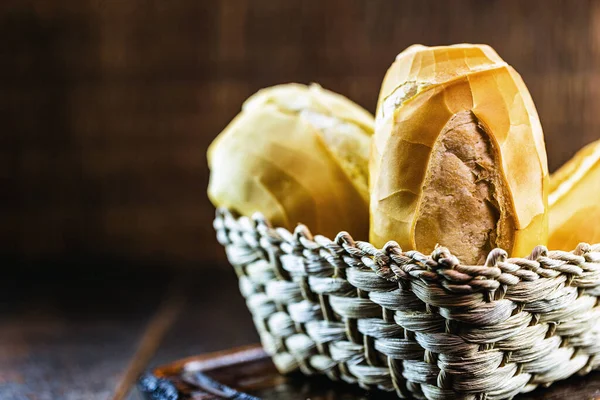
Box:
left=214, top=207, right=600, bottom=296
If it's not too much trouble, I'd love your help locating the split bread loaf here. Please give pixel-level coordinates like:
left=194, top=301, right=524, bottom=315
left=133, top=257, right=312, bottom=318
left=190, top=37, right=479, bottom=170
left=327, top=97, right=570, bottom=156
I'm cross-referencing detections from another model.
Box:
left=370, top=44, right=549, bottom=264
left=207, top=83, right=374, bottom=239
left=549, top=139, right=600, bottom=250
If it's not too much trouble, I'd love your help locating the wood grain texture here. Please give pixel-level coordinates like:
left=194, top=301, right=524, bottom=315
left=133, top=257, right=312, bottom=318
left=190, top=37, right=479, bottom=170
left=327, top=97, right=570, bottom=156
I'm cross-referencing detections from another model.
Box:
left=0, top=265, right=167, bottom=400
left=2, top=0, right=599, bottom=265
left=0, top=264, right=257, bottom=400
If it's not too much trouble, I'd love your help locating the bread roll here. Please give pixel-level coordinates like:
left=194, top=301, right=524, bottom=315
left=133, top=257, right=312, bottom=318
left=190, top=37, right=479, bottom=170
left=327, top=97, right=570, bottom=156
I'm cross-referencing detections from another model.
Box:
left=208, top=83, right=374, bottom=239
left=549, top=139, right=600, bottom=250
left=370, top=44, right=549, bottom=264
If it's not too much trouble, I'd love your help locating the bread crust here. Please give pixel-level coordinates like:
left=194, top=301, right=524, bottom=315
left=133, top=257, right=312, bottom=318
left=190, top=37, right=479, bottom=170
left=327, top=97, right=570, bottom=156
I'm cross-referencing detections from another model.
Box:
left=549, top=139, right=600, bottom=250
left=370, top=44, right=548, bottom=262
left=208, top=83, right=374, bottom=239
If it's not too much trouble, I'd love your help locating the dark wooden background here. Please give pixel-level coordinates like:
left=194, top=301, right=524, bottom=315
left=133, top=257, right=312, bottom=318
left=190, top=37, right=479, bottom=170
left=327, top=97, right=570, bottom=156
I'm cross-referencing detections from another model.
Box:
left=3, top=0, right=600, bottom=266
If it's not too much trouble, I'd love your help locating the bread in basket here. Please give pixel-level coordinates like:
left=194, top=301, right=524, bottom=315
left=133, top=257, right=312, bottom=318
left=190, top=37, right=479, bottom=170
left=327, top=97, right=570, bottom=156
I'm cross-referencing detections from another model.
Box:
left=215, top=208, right=600, bottom=400
left=208, top=44, right=600, bottom=399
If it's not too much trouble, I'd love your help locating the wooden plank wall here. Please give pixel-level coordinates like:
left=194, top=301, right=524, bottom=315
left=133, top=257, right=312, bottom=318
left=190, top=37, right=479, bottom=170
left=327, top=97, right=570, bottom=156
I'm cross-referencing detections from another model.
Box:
left=2, top=0, right=599, bottom=266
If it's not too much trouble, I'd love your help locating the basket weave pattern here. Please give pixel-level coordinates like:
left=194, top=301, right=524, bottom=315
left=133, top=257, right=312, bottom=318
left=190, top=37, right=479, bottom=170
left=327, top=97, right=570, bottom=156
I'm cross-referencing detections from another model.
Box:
left=214, top=208, right=600, bottom=400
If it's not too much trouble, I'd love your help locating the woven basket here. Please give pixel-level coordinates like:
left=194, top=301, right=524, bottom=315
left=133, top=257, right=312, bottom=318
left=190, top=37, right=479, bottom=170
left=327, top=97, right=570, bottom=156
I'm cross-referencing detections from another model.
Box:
left=214, top=208, right=600, bottom=400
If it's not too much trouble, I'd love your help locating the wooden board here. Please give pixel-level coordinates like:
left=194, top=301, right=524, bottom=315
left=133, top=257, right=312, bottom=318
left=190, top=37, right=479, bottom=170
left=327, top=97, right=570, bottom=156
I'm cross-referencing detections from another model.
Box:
left=140, top=344, right=600, bottom=400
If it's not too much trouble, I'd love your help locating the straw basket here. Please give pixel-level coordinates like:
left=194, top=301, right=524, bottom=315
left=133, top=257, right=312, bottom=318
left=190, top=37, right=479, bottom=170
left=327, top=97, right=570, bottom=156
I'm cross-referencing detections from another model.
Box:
left=214, top=208, right=600, bottom=400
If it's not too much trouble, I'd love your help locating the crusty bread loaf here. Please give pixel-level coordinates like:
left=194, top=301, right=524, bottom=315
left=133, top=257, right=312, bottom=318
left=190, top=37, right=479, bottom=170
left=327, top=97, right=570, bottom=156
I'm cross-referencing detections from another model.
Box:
left=370, top=44, right=549, bottom=264
left=208, top=83, right=374, bottom=239
left=549, top=139, right=600, bottom=250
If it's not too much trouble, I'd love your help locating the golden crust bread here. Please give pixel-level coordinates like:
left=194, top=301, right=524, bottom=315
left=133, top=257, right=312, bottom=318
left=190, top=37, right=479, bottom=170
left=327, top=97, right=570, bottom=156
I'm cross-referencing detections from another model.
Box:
left=245, top=83, right=375, bottom=134
left=549, top=139, right=600, bottom=250
left=207, top=83, right=373, bottom=239
left=370, top=44, right=549, bottom=264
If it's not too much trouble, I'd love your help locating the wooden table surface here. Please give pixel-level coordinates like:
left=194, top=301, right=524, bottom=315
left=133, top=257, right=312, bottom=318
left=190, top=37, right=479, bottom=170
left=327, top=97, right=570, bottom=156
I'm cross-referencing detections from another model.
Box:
left=1, top=261, right=600, bottom=400
left=0, top=261, right=258, bottom=400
